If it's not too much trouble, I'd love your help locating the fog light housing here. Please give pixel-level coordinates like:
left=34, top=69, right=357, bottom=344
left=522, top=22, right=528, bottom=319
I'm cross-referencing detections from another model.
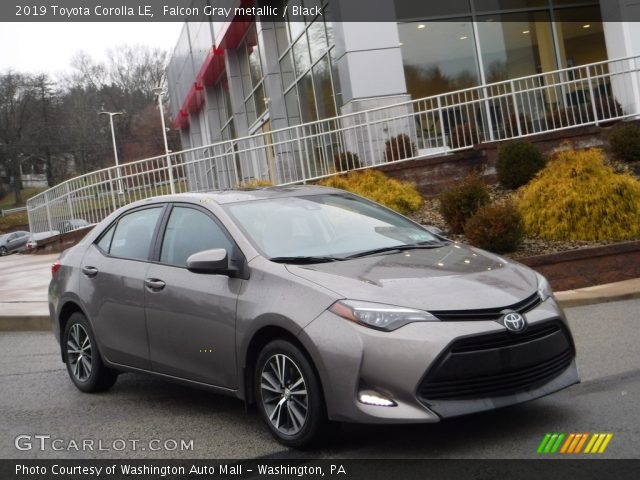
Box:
left=358, top=390, right=397, bottom=407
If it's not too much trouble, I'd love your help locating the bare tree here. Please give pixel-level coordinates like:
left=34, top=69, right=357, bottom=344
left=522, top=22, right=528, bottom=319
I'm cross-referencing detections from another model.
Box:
left=0, top=71, right=39, bottom=204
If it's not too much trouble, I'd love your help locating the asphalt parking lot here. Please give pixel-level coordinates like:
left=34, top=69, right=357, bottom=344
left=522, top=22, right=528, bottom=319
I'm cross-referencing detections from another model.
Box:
left=1, top=298, right=638, bottom=459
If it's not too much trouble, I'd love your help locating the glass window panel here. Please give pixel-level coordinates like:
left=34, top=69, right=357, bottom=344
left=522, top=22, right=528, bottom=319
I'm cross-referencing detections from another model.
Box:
left=110, top=208, right=162, bottom=260
left=554, top=6, right=606, bottom=68
left=293, top=34, right=312, bottom=77
left=298, top=71, right=318, bottom=123
left=473, top=0, right=548, bottom=12
left=160, top=207, right=232, bottom=267
left=275, top=22, right=290, bottom=56
left=280, top=51, right=296, bottom=90
left=245, top=97, right=257, bottom=125
left=313, top=54, right=336, bottom=119
left=246, top=29, right=263, bottom=90
left=97, top=224, right=115, bottom=252
left=395, top=0, right=471, bottom=21
left=254, top=83, right=267, bottom=118
left=329, top=47, right=342, bottom=109
left=476, top=11, right=556, bottom=82
left=307, top=19, right=327, bottom=63
left=399, top=20, right=480, bottom=99
left=238, top=44, right=253, bottom=98
left=285, top=87, right=302, bottom=126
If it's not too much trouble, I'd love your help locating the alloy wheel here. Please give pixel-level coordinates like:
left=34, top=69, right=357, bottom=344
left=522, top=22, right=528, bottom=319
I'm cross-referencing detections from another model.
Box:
left=66, top=323, right=92, bottom=382
left=260, top=354, right=309, bottom=435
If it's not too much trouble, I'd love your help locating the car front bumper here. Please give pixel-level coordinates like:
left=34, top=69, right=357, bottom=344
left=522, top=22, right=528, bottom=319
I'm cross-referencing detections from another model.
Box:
left=299, top=297, right=579, bottom=424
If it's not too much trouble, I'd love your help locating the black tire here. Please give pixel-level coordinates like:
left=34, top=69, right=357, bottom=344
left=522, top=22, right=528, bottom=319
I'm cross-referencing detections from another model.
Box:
left=63, top=312, right=118, bottom=393
left=0, top=246, right=7, bottom=256
left=254, top=340, right=330, bottom=448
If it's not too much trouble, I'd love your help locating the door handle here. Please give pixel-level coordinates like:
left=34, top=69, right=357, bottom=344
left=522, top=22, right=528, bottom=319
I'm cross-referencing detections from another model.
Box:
left=144, top=278, right=166, bottom=291
left=82, top=266, right=99, bottom=278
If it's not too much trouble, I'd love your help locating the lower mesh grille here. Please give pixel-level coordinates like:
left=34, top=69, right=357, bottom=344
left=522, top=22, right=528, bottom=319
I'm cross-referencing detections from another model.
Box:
left=418, top=321, right=574, bottom=402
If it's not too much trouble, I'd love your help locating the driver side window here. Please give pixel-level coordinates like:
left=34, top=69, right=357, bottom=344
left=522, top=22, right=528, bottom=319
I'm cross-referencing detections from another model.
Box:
left=160, top=206, right=233, bottom=267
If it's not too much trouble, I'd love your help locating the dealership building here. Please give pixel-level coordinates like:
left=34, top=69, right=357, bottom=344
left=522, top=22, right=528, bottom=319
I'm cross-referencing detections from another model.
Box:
left=166, top=0, right=640, bottom=188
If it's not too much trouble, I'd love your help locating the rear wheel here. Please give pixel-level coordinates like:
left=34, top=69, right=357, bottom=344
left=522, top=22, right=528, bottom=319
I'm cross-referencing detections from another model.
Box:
left=0, top=246, right=7, bottom=256
left=63, top=312, right=118, bottom=392
left=255, top=340, right=329, bottom=448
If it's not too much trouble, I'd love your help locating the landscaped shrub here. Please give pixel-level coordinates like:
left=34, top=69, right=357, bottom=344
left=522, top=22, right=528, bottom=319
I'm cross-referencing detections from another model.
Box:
left=464, top=201, right=524, bottom=254
left=496, top=140, right=546, bottom=189
left=333, top=151, right=362, bottom=172
left=237, top=179, right=273, bottom=188
left=609, top=123, right=640, bottom=163
left=438, top=173, right=490, bottom=234
left=384, top=134, right=417, bottom=162
left=319, top=169, right=422, bottom=215
left=518, top=148, right=640, bottom=241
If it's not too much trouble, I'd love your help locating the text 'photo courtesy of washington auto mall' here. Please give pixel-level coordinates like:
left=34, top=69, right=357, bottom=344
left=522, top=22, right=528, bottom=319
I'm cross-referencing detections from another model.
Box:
left=1, top=0, right=640, bottom=479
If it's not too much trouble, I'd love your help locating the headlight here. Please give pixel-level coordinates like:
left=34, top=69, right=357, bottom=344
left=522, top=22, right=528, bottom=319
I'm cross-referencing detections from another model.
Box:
left=329, top=300, right=438, bottom=332
left=536, top=273, right=554, bottom=302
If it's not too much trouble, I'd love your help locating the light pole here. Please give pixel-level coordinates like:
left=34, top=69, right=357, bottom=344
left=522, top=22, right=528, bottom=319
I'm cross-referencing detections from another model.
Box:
left=153, top=88, right=176, bottom=195
left=99, top=111, right=124, bottom=194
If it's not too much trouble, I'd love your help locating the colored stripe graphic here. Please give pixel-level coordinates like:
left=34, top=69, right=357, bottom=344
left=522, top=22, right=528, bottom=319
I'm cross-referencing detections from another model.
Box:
left=538, top=433, right=613, bottom=454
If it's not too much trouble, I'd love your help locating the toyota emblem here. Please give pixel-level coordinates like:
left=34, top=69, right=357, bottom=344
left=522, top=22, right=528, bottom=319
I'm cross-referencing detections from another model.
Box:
left=502, top=312, right=527, bottom=333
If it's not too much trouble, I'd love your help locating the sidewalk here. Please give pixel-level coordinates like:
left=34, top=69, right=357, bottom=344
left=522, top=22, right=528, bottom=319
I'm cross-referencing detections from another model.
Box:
left=1, top=253, right=639, bottom=332
left=0, top=253, right=56, bottom=331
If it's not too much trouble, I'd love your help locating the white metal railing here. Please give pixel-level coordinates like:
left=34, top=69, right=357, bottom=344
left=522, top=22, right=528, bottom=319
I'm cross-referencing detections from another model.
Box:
left=27, top=56, right=640, bottom=234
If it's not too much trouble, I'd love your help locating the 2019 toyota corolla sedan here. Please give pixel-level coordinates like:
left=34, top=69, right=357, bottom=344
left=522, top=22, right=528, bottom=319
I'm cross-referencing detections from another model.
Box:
left=49, top=186, right=579, bottom=447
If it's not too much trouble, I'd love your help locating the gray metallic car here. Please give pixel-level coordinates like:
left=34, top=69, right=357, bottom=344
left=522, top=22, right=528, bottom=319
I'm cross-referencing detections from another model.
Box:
left=0, top=230, right=30, bottom=255
left=49, top=187, right=579, bottom=447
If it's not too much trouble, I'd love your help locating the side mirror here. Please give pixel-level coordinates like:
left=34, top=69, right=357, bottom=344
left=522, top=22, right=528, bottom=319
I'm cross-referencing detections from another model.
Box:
left=186, top=249, right=230, bottom=275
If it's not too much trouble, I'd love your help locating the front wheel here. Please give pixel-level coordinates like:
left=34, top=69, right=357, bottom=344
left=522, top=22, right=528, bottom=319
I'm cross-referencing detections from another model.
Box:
left=255, top=340, right=329, bottom=448
left=0, top=246, right=7, bottom=256
left=63, top=312, right=118, bottom=392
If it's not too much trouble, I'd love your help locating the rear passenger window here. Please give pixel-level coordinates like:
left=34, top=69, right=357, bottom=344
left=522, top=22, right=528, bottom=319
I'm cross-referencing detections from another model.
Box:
left=109, top=207, right=162, bottom=261
left=160, top=207, right=233, bottom=267
left=97, top=225, right=115, bottom=252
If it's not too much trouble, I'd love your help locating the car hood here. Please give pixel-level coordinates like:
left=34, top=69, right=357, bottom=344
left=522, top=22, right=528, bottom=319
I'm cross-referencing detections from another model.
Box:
left=285, top=243, right=538, bottom=311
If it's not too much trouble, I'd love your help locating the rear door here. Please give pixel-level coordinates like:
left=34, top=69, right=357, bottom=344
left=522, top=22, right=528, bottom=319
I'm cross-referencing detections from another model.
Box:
left=144, top=204, right=242, bottom=388
left=80, top=205, right=165, bottom=369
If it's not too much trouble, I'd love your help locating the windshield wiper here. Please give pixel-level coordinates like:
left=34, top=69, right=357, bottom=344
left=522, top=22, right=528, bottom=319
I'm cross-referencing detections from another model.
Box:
left=269, top=256, right=343, bottom=265
left=344, top=241, right=446, bottom=259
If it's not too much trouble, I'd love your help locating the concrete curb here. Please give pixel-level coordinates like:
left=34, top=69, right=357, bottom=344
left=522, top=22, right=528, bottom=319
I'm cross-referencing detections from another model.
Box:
left=556, top=291, right=640, bottom=309
left=0, top=316, right=51, bottom=332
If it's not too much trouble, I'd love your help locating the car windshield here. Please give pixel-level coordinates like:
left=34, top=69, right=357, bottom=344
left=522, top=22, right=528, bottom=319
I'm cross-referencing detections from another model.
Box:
left=226, top=193, right=440, bottom=261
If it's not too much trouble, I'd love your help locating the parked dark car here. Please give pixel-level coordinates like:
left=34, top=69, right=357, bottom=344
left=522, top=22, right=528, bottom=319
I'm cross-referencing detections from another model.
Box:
left=49, top=187, right=579, bottom=447
left=0, top=230, right=30, bottom=255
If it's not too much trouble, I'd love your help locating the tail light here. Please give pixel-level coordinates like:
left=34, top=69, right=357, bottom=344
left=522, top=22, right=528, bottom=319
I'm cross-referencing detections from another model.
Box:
left=51, top=260, right=61, bottom=275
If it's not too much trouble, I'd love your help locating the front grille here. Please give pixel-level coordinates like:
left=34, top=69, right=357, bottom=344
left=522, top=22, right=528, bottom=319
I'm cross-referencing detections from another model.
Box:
left=418, top=321, right=574, bottom=402
left=430, top=292, right=541, bottom=321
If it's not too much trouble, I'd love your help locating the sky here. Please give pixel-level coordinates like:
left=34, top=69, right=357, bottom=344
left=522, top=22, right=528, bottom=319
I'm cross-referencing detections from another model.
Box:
left=0, top=22, right=185, bottom=77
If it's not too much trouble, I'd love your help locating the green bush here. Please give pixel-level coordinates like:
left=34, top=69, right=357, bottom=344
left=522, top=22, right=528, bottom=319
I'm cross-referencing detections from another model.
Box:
left=609, top=123, right=640, bottom=163
left=496, top=140, right=546, bottom=189
left=464, top=201, right=524, bottom=254
left=333, top=151, right=362, bottom=172
left=438, top=173, right=490, bottom=234
left=319, top=169, right=422, bottom=215
left=518, top=148, right=640, bottom=241
left=384, top=134, right=417, bottom=162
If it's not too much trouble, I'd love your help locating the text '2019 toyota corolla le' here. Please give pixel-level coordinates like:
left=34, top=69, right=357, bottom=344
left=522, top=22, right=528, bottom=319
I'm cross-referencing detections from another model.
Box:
left=49, top=187, right=579, bottom=447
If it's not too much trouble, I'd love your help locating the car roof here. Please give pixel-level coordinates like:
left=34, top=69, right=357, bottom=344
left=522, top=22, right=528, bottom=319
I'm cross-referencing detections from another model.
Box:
left=132, top=185, right=345, bottom=207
